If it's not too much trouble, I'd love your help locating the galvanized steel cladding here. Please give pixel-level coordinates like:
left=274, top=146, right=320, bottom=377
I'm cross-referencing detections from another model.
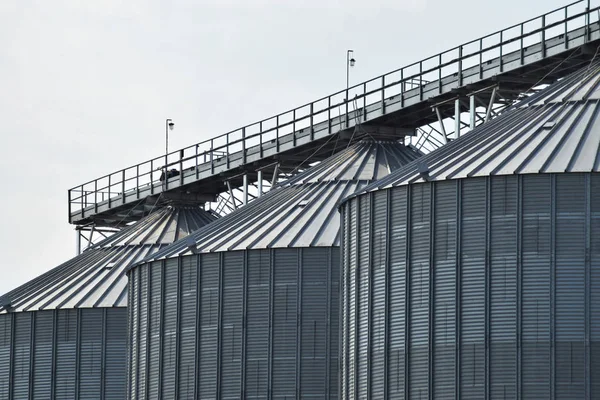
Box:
left=0, top=205, right=215, bottom=400
left=128, top=248, right=339, bottom=399
left=0, top=308, right=127, bottom=399
left=340, top=173, right=600, bottom=399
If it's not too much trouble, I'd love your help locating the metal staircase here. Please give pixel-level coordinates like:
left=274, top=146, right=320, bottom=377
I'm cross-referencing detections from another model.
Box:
left=69, top=0, right=600, bottom=226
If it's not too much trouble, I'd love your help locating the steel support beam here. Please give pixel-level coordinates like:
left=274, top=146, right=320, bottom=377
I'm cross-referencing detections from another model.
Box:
left=485, top=87, right=497, bottom=122
left=257, top=170, right=263, bottom=198
left=434, top=107, right=448, bottom=144
left=270, top=164, right=280, bottom=190
left=470, top=95, right=476, bottom=130
left=455, top=98, right=461, bottom=139
left=226, top=180, right=237, bottom=210
left=243, top=174, right=248, bottom=206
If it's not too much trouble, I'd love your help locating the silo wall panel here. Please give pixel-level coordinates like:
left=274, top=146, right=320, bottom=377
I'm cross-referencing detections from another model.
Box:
left=591, top=173, right=600, bottom=399
left=369, top=190, right=388, bottom=399
left=161, top=259, right=178, bottom=399
left=555, top=174, right=586, bottom=399
left=521, top=174, right=551, bottom=399
left=128, top=247, right=338, bottom=400
left=432, top=182, right=456, bottom=399
left=387, top=188, right=407, bottom=400
left=245, top=250, right=270, bottom=399
left=340, top=173, right=600, bottom=399
left=105, top=308, right=127, bottom=400
left=0, top=316, right=10, bottom=398
left=489, top=176, right=517, bottom=399
left=178, top=256, right=197, bottom=399
left=0, top=308, right=127, bottom=400
left=33, top=310, right=53, bottom=399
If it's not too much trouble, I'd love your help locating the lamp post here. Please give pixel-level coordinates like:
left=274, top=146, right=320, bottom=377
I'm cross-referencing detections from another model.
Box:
left=346, top=50, right=356, bottom=93
left=346, top=50, right=356, bottom=127
left=165, top=118, right=175, bottom=170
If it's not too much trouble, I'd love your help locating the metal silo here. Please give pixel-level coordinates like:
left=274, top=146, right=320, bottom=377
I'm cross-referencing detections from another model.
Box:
left=339, top=62, right=600, bottom=399
left=0, top=205, right=215, bottom=400
left=126, top=141, right=421, bottom=400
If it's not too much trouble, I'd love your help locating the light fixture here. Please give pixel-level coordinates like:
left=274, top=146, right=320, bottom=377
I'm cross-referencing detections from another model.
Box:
left=349, top=58, right=356, bottom=67
left=168, top=121, right=175, bottom=131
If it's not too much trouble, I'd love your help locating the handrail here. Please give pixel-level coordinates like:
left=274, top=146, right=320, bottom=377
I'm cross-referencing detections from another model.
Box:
left=68, top=0, right=600, bottom=220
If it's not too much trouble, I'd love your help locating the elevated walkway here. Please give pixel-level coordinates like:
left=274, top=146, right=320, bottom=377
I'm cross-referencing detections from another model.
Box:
left=69, top=0, right=600, bottom=226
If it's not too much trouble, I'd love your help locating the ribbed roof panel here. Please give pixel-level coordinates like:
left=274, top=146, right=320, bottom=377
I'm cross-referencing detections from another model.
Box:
left=142, top=141, right=421, bottom=261
left=345, top=63, right=600, bottom=198
left=0, top=205, right=216, bottom=313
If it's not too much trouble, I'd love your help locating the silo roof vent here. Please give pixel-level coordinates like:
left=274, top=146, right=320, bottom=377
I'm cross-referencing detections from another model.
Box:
left=297, top=199, right=310, bottom=208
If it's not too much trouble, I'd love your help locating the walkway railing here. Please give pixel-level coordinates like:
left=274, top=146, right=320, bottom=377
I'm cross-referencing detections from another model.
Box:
left=68, top=0, right=600, bottom=222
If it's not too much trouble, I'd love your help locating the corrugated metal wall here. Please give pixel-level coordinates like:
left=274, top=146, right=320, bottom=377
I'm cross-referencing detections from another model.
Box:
left=340, top=173, right=600, bottom=399
left=128, top=247, right=339, bottom=400
left=0, top=308, right=127, bottom=400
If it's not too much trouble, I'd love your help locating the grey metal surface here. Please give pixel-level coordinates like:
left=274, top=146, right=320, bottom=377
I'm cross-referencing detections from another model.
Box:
left=128, top=248, right=339, bottom=400
left=347, top=60, right=600, bottom=198
left=0, top=205, right=214, bottom=400
left=340, top=173, right=600, bottom=399
left=0, top=308, right=127, bottom=400
left=141, top=141, right=421, bottom=260
left=339, top=61, right=600, bottom=398
left=0, top=205, right=215, bottom=313
left=69, top=1, right=600, bottom=226
left=127, top=140, right=419, bottom=400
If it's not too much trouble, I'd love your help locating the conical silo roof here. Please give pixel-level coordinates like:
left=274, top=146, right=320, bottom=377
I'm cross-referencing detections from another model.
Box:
left=346, top=61, right=600, bottom=197
left=143, top=140, right=421, bottom=259
left=0, top=205, right=216, bottom=313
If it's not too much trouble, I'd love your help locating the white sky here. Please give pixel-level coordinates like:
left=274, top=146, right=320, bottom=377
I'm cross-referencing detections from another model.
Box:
left=0, top=0, right=572, bottom=294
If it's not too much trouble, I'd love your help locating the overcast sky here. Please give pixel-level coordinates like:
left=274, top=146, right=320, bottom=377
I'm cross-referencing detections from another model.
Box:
left=0, top=0, right=573, bottom=294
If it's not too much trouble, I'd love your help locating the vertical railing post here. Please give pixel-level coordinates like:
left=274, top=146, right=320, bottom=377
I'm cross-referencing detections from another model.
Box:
left=276, top=115, right=280, bottom=152
left=328, top=97, right=332, bottom=134
left=419, top=61, right=423, bottom=101
left=122, top=169, right=125, bottom=204
left=479, top=39, right=484, bottom=79
left=195, top=145, right=199, bottom=179
left=210, top=139, right=214, bottom=174
left=439, top=54, right=443, bottom=93
left=586, top=0, right=591, bottom=42
left=136, top=165, right=140, bottom=198
left=400, top=68, right=405, bottom=108
left=381, top=75, right=386, bottom=115
left=164, top=152, right=168, bottom=191
left=499, top=31, right=504, bottom=72
left=242, top=127, right=246, bottom=164
left=226, top=133, right=230, bottom=169
left=150, top=159, right=154, bottom=194
left=293, top=109, right=297, bottom=146
left=179, top=150, right=183, bottom=186
left=565, top=7, right=569, bottom=49
left=520, top=24, right=524, bottom=65
left=345, top=88, right=349, bottom=128
left=541, top=14, right=546, bottom=58
left=68, top=189, right=72, bottom=222
left=260, top=121, right=264, bottom=158
left=108, top=175, right=112, bottom=209
left=458, top=46, right=463, bottom=87
left=310, top=103, right=314, bottom=140
left=94, top=180, right=98, bottom=213
left=363, top=82, right=367, bottom=121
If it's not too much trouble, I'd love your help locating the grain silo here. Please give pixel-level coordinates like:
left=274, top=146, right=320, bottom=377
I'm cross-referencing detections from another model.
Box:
left=0, top=204, right=215, bottom=400
left=126, top=140, right=421, bottom=400
left=339, top=63, right=600, bottom=399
